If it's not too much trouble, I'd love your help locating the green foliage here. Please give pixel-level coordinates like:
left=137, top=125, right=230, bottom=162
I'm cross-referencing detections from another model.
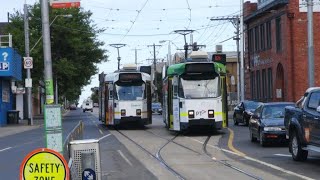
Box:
left=6, top=3, right=107, bottom=102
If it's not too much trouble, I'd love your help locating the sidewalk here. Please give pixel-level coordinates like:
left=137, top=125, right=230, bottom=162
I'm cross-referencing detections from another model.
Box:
left=0, top=110, right=69, bottom=138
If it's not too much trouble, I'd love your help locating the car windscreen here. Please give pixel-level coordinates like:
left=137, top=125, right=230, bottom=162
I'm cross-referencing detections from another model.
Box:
left=262, top=104, right=294, bottom=119
left=152, top=103, right=161, bottom=108
left=245, top=101, right=261, bottom=109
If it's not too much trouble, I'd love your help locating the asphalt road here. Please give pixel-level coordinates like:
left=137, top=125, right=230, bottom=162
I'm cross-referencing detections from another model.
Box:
left=224, top=119, right=320, bottom=180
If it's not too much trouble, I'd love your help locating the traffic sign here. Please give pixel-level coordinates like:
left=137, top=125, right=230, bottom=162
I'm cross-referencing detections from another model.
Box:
left=50, top=0, right=80, bottom=8
left=20, top=148, right=69, bottom=180
left=24, top=57, right=33, bottom=69
left=82, top=168, right=96, bottom=180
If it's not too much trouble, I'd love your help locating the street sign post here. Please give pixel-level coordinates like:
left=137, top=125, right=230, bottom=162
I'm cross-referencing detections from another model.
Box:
left=23, top=57, right=33, bottom=69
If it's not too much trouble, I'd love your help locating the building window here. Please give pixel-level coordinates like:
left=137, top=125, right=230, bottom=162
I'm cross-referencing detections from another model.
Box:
left=262, top=69, right=267, bottom=100
left=267, top=68, right=273, bottom=99
left=248, top=29, right=254, bottom=53
left=276, top=17, right=282, bottom=52
left=266, top=21, right=272, bottom=49
left=251, top=71, right=255, bottom=99
left=260, top=24, right=265, bottom=50
left=255, top=26, right=259, bottom=52
left=256, top=70, right=261, bottom=100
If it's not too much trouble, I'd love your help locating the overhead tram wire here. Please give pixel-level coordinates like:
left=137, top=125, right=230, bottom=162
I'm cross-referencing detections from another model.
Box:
left=119, top=0, right=150, bottom=42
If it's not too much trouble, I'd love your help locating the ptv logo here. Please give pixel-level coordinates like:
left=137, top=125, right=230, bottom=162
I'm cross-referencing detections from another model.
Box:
left=0, top=62, right=9, bottom=70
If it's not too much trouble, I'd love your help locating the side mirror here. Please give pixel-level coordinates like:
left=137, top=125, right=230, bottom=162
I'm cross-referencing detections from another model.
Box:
left=317, top=106, right=320, bottom=113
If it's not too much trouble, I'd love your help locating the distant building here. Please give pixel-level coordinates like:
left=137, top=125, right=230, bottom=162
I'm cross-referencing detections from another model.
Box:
left=244, top=0, right=320, bottom=102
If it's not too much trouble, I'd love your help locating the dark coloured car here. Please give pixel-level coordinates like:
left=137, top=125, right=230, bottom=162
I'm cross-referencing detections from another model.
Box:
left=69, top=104, right=77, bottom=110
left=152, top=103, right=162, bottom=115
left=233, top=101, right=262, bottom=126
left=249, top=102, right=295, bottom=146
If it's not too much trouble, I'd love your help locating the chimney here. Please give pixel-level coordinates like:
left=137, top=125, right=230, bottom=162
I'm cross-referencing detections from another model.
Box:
left=243, top=1, right=257, bottom=18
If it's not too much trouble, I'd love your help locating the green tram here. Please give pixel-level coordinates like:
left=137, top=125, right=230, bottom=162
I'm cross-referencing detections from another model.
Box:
left=162, top=51, right=228, bottom=131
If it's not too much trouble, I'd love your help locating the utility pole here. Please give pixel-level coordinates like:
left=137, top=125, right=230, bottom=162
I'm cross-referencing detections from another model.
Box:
left=210, top=16, right=242, bottom=102
left=109, top=44, right=126, bottom=70
left=240, top=0, right=245, bottom=101
left=147, top=44, right=161, bottom=102
left=41, top=0, right=54, bottom=104
left=132, top=48, right=141, bottom=65
left=24, top=3, right=33, bottom=125
left=307, top=0, right=314, bottom=87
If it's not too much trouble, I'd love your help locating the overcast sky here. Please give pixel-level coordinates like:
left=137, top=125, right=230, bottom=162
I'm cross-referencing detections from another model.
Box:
left=1, top=0, right=256, bottom=104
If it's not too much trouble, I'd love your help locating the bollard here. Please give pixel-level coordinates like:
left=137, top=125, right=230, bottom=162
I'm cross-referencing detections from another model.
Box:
left=81, top=152, right=96, bottom=180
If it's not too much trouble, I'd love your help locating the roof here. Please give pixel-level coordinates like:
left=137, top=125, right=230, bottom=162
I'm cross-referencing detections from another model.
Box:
left=244, top=0, right=289, bottom=23
left=305, top=87, right=320, bottom=93
left=262, top=102, right=295, bottom=106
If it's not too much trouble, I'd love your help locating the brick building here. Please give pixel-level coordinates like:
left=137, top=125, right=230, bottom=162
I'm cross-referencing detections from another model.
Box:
left=244, top=0, right=320, bottom=102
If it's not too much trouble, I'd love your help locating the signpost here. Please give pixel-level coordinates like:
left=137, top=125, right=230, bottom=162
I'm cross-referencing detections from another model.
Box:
left=20, top=148, right=69, bottom=180
left=45, top=105, right=63, bottom=153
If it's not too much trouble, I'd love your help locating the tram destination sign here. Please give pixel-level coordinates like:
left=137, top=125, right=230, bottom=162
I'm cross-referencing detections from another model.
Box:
left=119, top=73, right=142, bottom=82
left=185, top=63, right=214, bottom=73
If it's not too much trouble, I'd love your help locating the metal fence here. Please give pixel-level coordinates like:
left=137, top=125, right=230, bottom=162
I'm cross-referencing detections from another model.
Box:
left=63, top=120, right=83, bottom=161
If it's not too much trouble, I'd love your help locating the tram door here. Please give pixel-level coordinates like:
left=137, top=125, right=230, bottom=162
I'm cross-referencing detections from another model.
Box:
left=146, top=81, right=152, bottom=124
left=172, top=76, right=180, bottom=131
left=168, top=78, right=173, bottom=129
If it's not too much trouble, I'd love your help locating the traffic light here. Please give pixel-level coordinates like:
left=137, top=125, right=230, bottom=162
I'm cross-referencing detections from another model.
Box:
left=212, top=54, right=226, bottom=65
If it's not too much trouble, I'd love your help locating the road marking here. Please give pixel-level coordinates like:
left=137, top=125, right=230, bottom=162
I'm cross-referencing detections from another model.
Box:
left=187, top=137, right=314, bottom=180
left=274, top=154, right=291, bottom=157
left=0, top=147, right=12, bottom=152
left=117, top=150, right=133, bottom=166
left=98, top=134, right=111, bottom=141
left=99, top=129, right=104, bottom=135
left=228, top=128, right=246, bottom=157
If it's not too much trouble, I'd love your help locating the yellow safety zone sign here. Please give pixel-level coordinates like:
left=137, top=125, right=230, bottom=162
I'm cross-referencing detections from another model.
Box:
left=20, top=148, right=69, bottom=180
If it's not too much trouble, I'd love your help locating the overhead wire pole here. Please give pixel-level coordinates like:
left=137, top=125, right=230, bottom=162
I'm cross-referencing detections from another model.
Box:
left=109, top=44, right=126, bottom=70
left=307, top=0, right=314, bottom=87
left=210, top=16, right=241, bottom=102
left=132, top=48, right=141, bottom=65
left=24, top=3, right=33, bottom=125
left=240, top=0, right=245, bottom=101
left=147, top=44, right=161, bottom=102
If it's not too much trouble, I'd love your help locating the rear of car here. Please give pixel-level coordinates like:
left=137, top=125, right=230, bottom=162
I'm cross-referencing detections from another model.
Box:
left=152, top=103, right=162, bottom=115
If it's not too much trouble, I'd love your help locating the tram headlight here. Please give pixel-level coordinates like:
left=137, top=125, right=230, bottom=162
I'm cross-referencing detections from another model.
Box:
left=121, top=109, right=126, bottom=116
left=208, top=110, right=214, bottom=118
left=136, top=109, right=141, bottom=116
left=188, top=110, right=194, bottom=118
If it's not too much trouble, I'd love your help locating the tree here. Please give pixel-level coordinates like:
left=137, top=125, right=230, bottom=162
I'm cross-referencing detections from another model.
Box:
left=6, top=3, right=107, bottom=102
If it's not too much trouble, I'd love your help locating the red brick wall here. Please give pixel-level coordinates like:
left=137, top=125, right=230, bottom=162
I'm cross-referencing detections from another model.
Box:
left=244, top=0, right=320, bottom=102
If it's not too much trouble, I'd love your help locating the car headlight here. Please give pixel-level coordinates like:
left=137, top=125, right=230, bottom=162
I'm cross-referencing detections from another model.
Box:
left=264, top=127, right=282, bottom=131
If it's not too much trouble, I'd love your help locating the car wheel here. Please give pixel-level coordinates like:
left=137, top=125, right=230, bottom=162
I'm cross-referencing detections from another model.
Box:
left=250, top=128, right=257, bottom=142
left=83, top=110, right=85, bottom=113
left=91, top=109, right=93, bottom=112
left=259, top=130, right=266, bottom=147
left=290, top=130, right=308, bottom=161
left=233, top=115, right=238, bottom=126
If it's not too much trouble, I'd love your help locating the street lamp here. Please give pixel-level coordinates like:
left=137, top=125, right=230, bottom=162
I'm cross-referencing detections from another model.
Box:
left=30, top=14, right=72, bottom=52
left=159, top=40, right=172, bottom=66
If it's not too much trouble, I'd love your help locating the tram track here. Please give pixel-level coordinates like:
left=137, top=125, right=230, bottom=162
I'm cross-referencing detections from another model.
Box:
left=115, top=128, right=186, bottom=180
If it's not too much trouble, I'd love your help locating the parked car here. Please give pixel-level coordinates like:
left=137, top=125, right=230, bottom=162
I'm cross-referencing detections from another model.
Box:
left=249, top=102, right=295, bottom=146
left=69, top=104, right=77, bottom=110
left=93, top=103, right=99, bottom=107
left=285, top=87, right=320, bottom=161
left=152, top=102, right=162, bottom=115
left=233, top=101, right=262, bottom=126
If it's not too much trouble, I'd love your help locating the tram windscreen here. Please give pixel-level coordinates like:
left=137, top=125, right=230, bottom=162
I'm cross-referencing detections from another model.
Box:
left=178, top=76, right=220, bottom=99
left=115, top=82, right=146, bottom=100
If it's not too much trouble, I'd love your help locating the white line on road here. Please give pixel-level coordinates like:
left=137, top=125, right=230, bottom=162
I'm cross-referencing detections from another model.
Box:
left=117, top=150, right=133, bottom=166
left=98, top=134, right=111, bottom=141
left=274, top=154, right=292, bottom=157
left=0, top=147, right=12, bottom=152
left=187, top=137, right=314, bottom=180
left=99, top=129, right=104, bottom=135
